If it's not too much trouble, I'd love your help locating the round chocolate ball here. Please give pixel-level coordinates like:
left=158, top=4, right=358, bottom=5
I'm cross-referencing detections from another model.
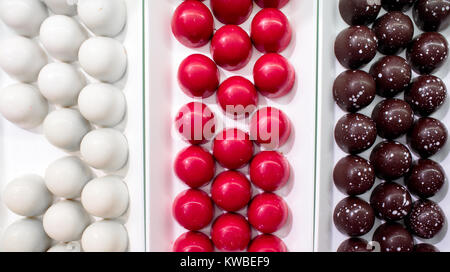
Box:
left=337, top=238, right=372, bottom=252
left=333, top=197, right=375, bottom=237
left=373, top=222, right=414, bottom=252
left=413, top=0, right=450, bottom=32
left=408, top=117, right=448, bottom=158
left=415, top=243, right=440, bottom=252
left=333, top=155, right=376, bottom=196
left=371, top=98, right=414, bottom=140
left=406, top=199, right=445, bottom=239
left=369, top=55, right=412, bottom=98
left=405, top=75, right=447, bottom=117
left=333, top=70, right=376, bottom=113
left=406, top=159, right=446, bottom=198
left=335, top=26, right=378, bottom=69
left=406, top=32, right=449, bottom=75
left=335, top=113, right=377, bottom=154
left=370, top=141, right=413, bottom=180
left=339, top=0, right=381, bottom=26
left=373, top=12, right=414, bottom=55
left=381, top=0, right=416, bottom=11
left=370, top=182, right=413, bottom=221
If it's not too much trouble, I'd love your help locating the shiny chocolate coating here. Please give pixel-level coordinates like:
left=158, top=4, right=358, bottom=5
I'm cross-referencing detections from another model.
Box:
left=373, top=12, right=414, bottom=55
left=405, top=75, right=447, bottom=117
left=333, top=155, right=376, bottom=196
left=407, top=117, right=448, bottom=158
left=406, top=32, right=449, bottom=75
left=413, top=0, right=450, bottom=32
left=339, top=0, right=382, bottom=26
left=415, top=243, right=440, bottom=252
left=337, top=238, right=372, bottom=252
left=370, top=141, right=412, bottom=180
left=406, top=199, right=445, bottom=239
left=371, top=99, right=414, bottom=140
left=381, top=0, right=416, bottom=11
left=373, top=222, right=414, bottom=252
left=370, top=182, right=412, bottom=221
left=406, top=159, right=446, bottom=198
left=335, top=113, right=377, bottom=154
left=333, top=70, right=376, bottom=113
left=370, top=55, right=412, bottom=98
left=333, top=197, right=375, bottom=237
left=335, top=26, right=378, bottom=69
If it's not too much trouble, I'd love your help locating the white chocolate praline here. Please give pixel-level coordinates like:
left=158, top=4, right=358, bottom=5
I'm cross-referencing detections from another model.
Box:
left=45, top=156, right=93, bottom=199
left=38, top=63, right=86, bottom=107
left=81, top=176, right=129, bottom=219
left=0, top=218, right=51, bottom=252
left=78, top=83, right=126, bottom=127
left=0, top=84, right=48, bottom=129
left=40, top=15, right=88, bottom=62
left=0, top=0, right=48, bottom=37
left=77, top=0, right=127, bottom=37
left=0, top=36, right=47, bottom=83
left=47, top=242, right=81, bottom=252
left=80, top=129, right=129, bottom=172
left=78, top=37, right=127, bottom=83
left=43, top=200, right=91, bottom=242
left=2, top=174, right=53, bottom=217
left=43, top=0, right=77, bottom=16
left=43, top=109, right=91, bottom=151
left=81, top=220, right=128, bottom=252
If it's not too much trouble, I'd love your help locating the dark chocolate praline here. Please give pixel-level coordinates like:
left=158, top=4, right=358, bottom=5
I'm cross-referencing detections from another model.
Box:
left=333, top=155, right=376, bottom=196
left=406, top=199, right=446, bottom=239
left=406, top=32, right=449, bottom=75
left=413, top=0, right=450, bottom=32
left=407, top=117, right=448, bottom=158
left=333, top=197, right=375, bottom=237
left=405, top=75, right=447, bottom=117
left=333, top=70, right=377, bottom=113
left=406, top=159, right=446, bottom=198
left=370, top=182, right=413, bottom=221
left=370, top=55, right=412, bottom=98
left=415, top=243, right=440, bottom=252
left=373, top=12, right=414, bottom=55
left=335, top=26, right=378, bottom=70
left=381, top=0, right=416, bottom=12
left=370, top=141, right=413, bottom=180
left=339, top=0, right=382, bottom=26
left=372, top=99, right=414, bottom=140
left=335, top=113, right=378, bottom=154
left=337, top=238, right=373, bottom=252
left=372, top=222, right=414, bottom=252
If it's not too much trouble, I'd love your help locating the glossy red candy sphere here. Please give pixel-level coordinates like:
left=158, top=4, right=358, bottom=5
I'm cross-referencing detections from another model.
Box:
left=173, top=189, right=214, bottom=231
left=173, top=231, right=214, bottom=252
left=217, top=76, right=258, bottom=118
left=247, top=234, right=287, bottom=252
left=211, top=213, right=252, bottom=252
left=178, top=54, right=220, bottom=98
left=211, top=25, right=253, bottom=71
left=211, top=0, right=253, bottom=25
left=250, top=151, right=290, bottom=192
left=171, top=0, right=214, bottom=48
left=175, top=102, right=216, bottom=145
left=251, top=8, right=292, bottom=53
left=213, top=128, right=254, bottom=170
left=253, top=53, right=295, bottom=98
left=248, top=193, right=289, bottom=234
left=250, top=107, right=292, bottom=149
left=174, top=146, right=215, bottom=188
left=255, top=0, right=289, bottom=9
left=211, top=171, right=252, bottom=212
